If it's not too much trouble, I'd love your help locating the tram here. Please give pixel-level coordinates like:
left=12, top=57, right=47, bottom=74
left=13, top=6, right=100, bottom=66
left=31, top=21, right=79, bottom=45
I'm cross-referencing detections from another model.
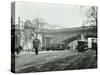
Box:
left=77, top=40, right=88, bottom=52
left=50, top=43, right=65, bottom=50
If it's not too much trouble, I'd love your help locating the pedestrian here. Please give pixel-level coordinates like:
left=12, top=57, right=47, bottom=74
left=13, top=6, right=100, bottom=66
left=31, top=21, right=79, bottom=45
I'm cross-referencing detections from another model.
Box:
left=33, top=38, right=40, bottom=55
left=15, top=44, right=23, bottom=55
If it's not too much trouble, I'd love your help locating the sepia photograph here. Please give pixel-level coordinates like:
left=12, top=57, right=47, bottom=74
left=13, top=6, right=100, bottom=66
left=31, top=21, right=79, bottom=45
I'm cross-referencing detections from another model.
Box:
left=11, top=2, right=98, bottom=73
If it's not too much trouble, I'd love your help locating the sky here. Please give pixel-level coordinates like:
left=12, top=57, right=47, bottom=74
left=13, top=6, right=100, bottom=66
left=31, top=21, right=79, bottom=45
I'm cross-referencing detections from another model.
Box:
left=15, top=2, right=88, bottom=28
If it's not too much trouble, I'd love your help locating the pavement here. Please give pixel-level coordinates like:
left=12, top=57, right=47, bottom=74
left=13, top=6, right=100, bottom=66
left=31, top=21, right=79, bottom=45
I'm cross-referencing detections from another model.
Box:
left=15, top=50, right=97, bottom=73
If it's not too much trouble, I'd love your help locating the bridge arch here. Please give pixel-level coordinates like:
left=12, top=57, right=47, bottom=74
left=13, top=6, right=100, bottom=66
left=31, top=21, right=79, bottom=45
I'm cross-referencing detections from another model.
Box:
left=62, top=34, right=81, bottom=49
left=43, top=26, right=96, bottom=50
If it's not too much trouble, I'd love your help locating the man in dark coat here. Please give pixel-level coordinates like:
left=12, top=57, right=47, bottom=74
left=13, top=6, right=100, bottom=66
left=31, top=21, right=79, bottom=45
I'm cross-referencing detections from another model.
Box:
left=33, top=38, right=40, bottom=55
left=15, top=44, right=23, bottom=55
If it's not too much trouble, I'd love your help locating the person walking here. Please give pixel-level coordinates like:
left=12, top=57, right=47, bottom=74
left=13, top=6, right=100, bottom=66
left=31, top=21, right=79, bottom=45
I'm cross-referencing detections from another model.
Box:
left=33, top=38, right=40, bottom=55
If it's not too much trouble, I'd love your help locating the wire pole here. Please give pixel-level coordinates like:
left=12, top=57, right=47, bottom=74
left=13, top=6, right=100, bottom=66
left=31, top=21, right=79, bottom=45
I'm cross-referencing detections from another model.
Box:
left=18, top=16, right=21, bottom=45
left=36, top=18, right=38, bottom=39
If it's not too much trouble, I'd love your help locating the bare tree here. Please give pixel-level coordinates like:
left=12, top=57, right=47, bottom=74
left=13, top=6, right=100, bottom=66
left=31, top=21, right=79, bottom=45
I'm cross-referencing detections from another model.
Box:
left=86, top=6, right=98, bottom=27
left=32, top=18, right=48, bottom=39
left=80, top=6, right=98, bottom=27
left=24, top=20, right=36, bottom=44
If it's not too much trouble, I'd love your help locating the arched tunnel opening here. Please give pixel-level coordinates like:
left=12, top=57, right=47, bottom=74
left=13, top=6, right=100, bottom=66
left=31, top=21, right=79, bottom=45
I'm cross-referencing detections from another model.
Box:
left=62, top=34, right=81, bottom=49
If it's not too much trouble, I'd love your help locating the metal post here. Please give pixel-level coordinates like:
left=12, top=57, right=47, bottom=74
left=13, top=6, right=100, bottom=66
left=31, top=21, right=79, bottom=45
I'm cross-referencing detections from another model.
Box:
left=18, top=16, right=21, bottom=45
left=36, top=18, right=39, bottom=39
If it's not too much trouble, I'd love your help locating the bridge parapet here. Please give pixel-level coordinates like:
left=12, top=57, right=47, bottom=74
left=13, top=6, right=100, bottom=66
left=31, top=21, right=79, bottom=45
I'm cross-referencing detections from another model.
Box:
left=43, top=26, right=97, bottom=49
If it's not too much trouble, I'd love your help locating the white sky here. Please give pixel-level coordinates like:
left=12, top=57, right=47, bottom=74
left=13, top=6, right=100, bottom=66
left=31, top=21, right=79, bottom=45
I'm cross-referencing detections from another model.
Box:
left=15, top=2, right=88, bottom=28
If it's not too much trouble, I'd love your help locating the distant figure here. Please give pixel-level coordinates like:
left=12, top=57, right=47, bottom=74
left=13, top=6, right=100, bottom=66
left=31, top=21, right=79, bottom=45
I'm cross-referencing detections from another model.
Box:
left=28, top=49, right=30, bottom=52
left=33, top=38, right=40, bottom=55
left=67, top=46, right=70, bottom=50
left=15, top=44, right=23, bottom=55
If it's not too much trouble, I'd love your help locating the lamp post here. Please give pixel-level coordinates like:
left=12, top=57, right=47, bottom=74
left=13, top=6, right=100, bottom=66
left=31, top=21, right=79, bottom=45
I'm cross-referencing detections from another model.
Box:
left=18, top=16, right=24, bottom=46
left=35, top=18, right=39, bottom=39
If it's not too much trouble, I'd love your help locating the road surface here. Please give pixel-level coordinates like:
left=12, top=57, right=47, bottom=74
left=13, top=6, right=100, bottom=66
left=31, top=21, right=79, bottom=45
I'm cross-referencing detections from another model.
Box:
left=15, top=50, right=97, bottom=73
